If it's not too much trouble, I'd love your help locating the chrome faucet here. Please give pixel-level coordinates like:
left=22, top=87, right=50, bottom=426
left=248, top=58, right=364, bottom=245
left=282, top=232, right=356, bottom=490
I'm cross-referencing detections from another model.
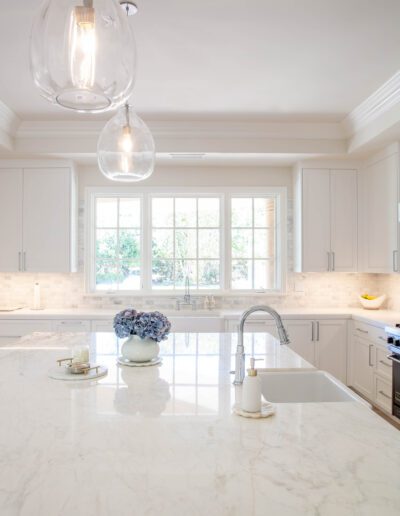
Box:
left=233, top=305, right=290, bottom=385
left=176, top=275, right=197, bottom=311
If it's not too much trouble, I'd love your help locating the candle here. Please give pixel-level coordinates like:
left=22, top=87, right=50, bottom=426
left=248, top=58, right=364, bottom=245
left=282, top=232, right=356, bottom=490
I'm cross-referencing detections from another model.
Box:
left=72, top=345, right=90, bottom=364
left=33, top=282, right=41, bottom=310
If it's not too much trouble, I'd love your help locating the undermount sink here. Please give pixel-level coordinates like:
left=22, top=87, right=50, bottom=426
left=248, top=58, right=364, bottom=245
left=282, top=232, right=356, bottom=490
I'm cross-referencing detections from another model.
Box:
left=259, top=370, right=360, bottom=403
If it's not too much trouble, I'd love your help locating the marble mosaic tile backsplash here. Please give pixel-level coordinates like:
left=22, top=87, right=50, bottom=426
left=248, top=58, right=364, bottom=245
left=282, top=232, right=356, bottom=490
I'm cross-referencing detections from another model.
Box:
left=0, top=271, right=385, bottom=311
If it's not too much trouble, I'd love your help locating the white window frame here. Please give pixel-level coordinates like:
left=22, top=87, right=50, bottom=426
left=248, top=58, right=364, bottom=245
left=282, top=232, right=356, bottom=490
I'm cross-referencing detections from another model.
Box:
left=85, top=186, right=287, bottom=295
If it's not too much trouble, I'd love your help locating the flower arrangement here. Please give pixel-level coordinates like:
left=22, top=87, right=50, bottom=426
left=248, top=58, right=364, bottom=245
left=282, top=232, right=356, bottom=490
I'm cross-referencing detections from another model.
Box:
left=113, top=309, right=171, bottom=342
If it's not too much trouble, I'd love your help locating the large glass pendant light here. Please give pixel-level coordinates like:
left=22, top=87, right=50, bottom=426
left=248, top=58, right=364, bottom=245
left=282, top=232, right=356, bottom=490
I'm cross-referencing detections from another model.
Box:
left=30, top=0, right=136, bottom=112
left=97, top=103, right=155, bottom=182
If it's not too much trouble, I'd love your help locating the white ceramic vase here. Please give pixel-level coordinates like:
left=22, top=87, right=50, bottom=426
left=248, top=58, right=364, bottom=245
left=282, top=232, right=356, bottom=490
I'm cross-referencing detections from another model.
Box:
left=121, top=335, right=160, bottom=363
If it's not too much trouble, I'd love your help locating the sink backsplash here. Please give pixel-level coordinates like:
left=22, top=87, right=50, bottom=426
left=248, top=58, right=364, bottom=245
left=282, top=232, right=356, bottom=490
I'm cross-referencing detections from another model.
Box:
left=0, top=271, right=385, bottom=311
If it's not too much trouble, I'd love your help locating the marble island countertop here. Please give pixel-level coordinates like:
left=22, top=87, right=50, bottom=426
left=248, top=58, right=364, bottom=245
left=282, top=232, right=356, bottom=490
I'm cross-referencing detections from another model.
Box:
left=0, top=331, right=400, bottom=516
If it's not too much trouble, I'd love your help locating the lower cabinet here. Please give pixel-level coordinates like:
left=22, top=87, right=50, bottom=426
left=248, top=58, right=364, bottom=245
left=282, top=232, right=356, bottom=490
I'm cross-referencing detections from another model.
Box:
left=226, top=317, right=348, bottom=382
left=351, top=335, right=375, bottom=399
left=52, top=320, right=91, bottom=332
left=349, top=322, right=393, bottom=414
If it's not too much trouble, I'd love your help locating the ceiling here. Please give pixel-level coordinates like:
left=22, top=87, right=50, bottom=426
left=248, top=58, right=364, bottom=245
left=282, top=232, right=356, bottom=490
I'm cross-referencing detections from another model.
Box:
left=1, top=0, right=400, bottom=122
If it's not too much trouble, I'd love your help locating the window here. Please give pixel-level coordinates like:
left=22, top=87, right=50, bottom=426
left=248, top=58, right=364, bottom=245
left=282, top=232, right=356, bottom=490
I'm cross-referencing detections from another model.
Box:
left=151, top=196, right=221, bottom=290
left=231, top=196, right=277, bottom=290
left=93, top=195, right=142, bottom=291
left=86, top=187, right=286, bottom=294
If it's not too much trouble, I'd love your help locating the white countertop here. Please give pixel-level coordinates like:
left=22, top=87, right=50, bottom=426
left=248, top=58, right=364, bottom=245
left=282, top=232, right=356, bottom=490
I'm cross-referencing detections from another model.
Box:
left=0, top=332, right=399, bottom=516
left=1, top=306, right=400, bottom=329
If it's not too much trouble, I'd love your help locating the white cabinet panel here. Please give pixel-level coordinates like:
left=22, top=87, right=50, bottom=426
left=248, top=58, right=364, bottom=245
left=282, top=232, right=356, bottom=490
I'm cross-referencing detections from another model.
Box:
left=0, top=169, right=23, bottom=271
left=0, top=320, right=52, bottom=337
left=302, top=169, right=331, bottom=272
left=285, top=320, right=315, bottom=365
left=315, top=320, right=347, bottom=383
left=23, top=168, right=73, bottom=272
left=351, top=336, right=374, bottom=399
left=169, top=317, right=223, bottom=333
left=374, top=375, right=392, bottom=413
left=330, top=170, right=358, bottom=272
left=52, top=320, right=91, bottom=332
left=360, top=152, right=398, bottom=272
left=91, top=320, right=114, bottom=332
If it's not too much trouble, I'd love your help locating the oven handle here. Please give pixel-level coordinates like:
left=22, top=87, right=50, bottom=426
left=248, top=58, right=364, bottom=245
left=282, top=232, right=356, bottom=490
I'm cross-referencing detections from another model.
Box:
left=387, top=354, right=400, bottom=365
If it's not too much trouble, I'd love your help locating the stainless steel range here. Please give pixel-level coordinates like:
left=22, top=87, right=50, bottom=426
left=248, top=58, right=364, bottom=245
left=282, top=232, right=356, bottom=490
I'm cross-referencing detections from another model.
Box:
left=385, top=325, right=400, bottom=420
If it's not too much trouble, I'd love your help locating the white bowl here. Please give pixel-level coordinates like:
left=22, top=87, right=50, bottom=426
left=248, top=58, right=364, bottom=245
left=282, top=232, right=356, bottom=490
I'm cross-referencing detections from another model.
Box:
left=359, top=294, right=386, bottom=310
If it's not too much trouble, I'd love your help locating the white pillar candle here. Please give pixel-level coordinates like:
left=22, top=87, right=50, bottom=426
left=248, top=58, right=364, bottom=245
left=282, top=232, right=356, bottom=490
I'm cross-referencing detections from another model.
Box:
left=33, top=282, right=41, bottom=310
left=72, top=345, right=90, bottom=364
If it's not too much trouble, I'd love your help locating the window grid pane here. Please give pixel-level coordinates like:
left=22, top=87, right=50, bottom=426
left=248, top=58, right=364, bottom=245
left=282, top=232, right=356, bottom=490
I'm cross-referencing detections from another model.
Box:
left=231, top=196, right=277, bottom=290
left=95, top=197, right=141, bottom=291
left=151, top=197, right=221, bottom=290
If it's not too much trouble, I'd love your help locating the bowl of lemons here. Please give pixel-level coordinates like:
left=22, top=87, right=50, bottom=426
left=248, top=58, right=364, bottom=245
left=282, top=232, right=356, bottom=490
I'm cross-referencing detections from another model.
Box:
left=359, top=293, right=386, bottom=310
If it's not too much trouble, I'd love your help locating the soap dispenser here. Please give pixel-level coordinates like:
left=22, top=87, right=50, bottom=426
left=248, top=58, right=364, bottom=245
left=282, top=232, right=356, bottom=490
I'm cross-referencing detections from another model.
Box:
left=241, top=358, right=262, bottom=413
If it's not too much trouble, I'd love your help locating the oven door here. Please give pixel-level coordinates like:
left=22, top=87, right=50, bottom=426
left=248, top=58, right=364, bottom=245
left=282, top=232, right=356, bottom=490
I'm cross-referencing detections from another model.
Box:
left=387, top=354, right=400, bottom=419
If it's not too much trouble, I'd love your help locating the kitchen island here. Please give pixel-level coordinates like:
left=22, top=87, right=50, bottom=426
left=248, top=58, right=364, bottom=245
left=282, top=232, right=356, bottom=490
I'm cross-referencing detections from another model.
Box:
left=0, top=332, right=399, bottom=516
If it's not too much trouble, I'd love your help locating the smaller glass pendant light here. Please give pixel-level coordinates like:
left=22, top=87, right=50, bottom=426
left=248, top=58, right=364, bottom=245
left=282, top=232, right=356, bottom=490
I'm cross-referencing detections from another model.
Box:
left=97, top=104, right=155, bottom=182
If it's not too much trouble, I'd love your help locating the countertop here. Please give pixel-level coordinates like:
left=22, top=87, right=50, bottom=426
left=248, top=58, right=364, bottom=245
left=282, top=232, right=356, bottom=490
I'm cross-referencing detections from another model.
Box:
left=0, top=332, right=399, bottom=516
left=1, top=306, right=400, bottom=329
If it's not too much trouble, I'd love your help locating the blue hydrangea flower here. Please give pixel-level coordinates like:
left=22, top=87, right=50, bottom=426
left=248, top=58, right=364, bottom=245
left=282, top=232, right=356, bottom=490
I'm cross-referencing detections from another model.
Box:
left=113, top=309, right=171, bottom=342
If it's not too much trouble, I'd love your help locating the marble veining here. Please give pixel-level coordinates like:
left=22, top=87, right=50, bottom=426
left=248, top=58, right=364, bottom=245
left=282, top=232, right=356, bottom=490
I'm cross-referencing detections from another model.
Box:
left=0, top=332, right=399, bottom=516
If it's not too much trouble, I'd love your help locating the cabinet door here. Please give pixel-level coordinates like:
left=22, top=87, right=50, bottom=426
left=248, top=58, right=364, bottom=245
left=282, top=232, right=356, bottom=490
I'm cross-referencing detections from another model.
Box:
left=91, top=320, right=114, bottom=332
left=302, top=169, right=331, bottom=272
left=315, top=320, right=347, bottom=383
left=23, top=168, right=72, bottom=272
left=285, top=320, right=315, bottom=365
left=361, top=154, right=398, bottom=272
left=330, top=170, right=357, bottom=271
left=0, top=169, right=23, bottom=271
left=52, top=320, right=91, bottom=332
left=351, top=336, right=374, bottom=400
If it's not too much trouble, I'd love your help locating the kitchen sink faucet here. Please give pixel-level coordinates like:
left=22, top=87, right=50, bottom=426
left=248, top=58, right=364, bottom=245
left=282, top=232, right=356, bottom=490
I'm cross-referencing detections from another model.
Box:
left=233, top=305, right=290, bottom=385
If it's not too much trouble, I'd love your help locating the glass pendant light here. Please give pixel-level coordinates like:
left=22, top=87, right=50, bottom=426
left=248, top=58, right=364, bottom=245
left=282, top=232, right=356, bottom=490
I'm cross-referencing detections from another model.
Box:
left=30, top=0, right=136, bottom=112
left=97, top=104, right=155, bottom=182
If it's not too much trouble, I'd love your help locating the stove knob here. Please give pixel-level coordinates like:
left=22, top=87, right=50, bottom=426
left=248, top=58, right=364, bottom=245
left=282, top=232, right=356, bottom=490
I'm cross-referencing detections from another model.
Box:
left=395, top=339, right=400, bottom=347
left=396, top=324, right=400, bottom=328
left=387, top=336, right=394, bottom=344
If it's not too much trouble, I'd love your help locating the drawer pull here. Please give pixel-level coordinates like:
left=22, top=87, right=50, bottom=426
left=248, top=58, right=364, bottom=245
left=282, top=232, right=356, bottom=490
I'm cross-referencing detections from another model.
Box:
left=378, top=390, right=391, bottom=400
left=379, top=360, right=391, bottom=368
left=378, top=336, right=386, bottom=341
left=356, top=328, right=368, bottom=334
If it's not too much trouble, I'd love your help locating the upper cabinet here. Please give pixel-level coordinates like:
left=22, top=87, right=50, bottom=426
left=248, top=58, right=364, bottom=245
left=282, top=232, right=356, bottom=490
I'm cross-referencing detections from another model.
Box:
left=0, top=164, right=77, bottom=273
left=358, top=145, right=399, bottom=273
left=294, top=166, right=358, bottom=272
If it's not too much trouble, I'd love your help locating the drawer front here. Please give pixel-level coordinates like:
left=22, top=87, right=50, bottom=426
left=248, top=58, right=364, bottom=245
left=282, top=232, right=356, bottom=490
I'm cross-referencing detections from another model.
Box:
left=169, top=317, right=223, bottom=333
left=352, top=320, right=387, bottom=346
left=52, top=320, right=91, bottom=332
left=376, top=346, right=392, bottom=379
left=0, top=320, right=52, bottom=337
left=374, top=375, right=392, bottom=413
left=91, top=320, right=114, bottom=332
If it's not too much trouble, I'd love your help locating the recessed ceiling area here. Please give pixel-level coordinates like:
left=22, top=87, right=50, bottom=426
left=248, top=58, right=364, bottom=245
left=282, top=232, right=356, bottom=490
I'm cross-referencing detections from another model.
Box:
left=1, top=0, right=400, bottom=121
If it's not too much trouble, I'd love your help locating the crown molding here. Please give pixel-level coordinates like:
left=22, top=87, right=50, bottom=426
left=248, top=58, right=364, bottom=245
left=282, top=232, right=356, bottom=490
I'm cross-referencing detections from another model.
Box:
left=0, top=99, right=20, bottom=150
left=342, top=70, right=400, bottom=137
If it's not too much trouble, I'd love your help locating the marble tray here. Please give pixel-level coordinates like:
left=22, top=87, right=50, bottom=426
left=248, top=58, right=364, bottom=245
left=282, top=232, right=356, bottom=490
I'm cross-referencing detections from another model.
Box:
left=48, top=365, right=108, bottom=381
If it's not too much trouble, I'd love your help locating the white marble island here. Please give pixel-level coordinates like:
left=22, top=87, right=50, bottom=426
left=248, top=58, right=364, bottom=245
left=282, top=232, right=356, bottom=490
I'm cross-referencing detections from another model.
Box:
left=0, top=332, right=399, bottom=516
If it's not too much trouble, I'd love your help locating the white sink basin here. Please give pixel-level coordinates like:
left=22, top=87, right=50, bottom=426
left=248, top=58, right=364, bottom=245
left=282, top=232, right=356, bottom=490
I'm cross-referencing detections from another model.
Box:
left=259, top=370, right=359, bottom=403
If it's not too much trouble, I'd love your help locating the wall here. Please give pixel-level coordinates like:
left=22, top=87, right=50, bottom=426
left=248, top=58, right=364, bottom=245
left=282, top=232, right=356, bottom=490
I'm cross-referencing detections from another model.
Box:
left=0, top=164, right=384, bottom=311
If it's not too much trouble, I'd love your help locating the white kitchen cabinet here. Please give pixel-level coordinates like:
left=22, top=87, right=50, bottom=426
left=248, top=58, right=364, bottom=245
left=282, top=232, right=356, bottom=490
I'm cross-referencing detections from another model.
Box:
left=315, top=320, right=347, bottom=383
left=52, top=320, right=91, bottom=332
left=358, top=147, right=399, bottom=273
left=0, top=320, right=52, bottom=337
left=91, top=320, right=114, bottom=332
left=294, top=166, right=358, bottom=272
left=169, top=317, right=224, bottom=333
left=350, top=335, right=375, bottom=399
left=0, top=163, right=77, bottom=273
left=285, top=320, right=315, bottom=365
left=0, top=169, right=23, bottom=271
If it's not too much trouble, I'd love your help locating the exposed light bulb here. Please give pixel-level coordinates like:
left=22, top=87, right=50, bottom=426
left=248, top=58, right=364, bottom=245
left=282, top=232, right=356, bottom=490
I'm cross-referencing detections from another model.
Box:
left=120, top=125, right=134, bottom=153
left=69, top=5, right=96, bottom=89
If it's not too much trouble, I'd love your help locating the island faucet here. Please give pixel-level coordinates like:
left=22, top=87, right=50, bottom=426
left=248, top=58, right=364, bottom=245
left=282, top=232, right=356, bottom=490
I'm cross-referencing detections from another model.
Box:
left=233, top=305, right=290, bottom=385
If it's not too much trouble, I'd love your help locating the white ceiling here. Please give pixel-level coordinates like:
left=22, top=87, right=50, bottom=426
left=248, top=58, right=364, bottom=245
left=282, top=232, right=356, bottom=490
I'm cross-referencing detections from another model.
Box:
left=1, top=0, right=400, bottom=122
